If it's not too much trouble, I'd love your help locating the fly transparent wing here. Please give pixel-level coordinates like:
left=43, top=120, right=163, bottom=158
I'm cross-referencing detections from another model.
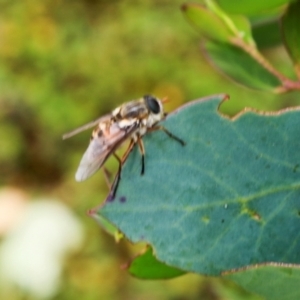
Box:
left=62, top=114, right=111, bottom=140
left=75, top=122, right=136, bottom=182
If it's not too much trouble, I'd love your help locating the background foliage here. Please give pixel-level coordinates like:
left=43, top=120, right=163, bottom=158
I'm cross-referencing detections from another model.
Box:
left=1, top=0, right=299, bottom=299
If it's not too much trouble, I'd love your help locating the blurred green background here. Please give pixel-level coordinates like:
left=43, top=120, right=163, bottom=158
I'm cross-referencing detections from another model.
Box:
left=0, top=0, right=295, bottom=299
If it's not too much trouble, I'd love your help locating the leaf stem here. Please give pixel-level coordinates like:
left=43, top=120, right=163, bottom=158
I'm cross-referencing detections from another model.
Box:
left=231, top=37, right=300, bottom=92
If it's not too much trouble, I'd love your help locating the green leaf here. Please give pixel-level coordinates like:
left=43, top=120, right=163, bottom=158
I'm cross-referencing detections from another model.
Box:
left=89, top=209, right=123, bottom=241
left=181, top=3, right=233, bottom=42
left=204, top=0, right=256, bottom=46
left=182, top=2, right=255, bottom=46
left=128, top=247, right=186, bottom=279
left=252, top=17, right=282, bottom=49
left=281, top=0, right=300, bottom=69
left=229, top=15, right=256, bottom=46
left=204, top=42, right=281, bottom=91
left=98, top=94, right=300, bottom=278
left=225, top=264, right=300, bottom=300
left=215, top=0, right=292, bottom=14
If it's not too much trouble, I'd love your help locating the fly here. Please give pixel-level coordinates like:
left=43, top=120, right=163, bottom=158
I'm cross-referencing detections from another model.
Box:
left=63, top=95, right=185, bottom=196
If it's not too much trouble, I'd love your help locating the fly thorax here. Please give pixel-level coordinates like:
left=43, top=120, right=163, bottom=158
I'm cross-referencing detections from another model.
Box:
left=138, top=126, right=147, bottom=136
left=112, top=106, right=122, bottom=118
left=130, top=126, right=147, bottom=142
left=118, top=118, right=137, bottom=129
left=140, top=118, right=147, bottom=127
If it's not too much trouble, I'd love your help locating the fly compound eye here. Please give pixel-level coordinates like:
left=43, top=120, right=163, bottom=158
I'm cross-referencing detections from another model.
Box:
left=144, top=95, right=161, bottom=114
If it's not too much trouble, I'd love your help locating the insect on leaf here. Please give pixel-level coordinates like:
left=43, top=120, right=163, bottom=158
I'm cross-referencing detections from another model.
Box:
left=98, top=94, right=300, bottom=278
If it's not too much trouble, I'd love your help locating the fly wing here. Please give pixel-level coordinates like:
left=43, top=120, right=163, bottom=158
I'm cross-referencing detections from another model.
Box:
left=62, top=114, right=111, bottom=140
left=75, top=121, right=137, bottom=182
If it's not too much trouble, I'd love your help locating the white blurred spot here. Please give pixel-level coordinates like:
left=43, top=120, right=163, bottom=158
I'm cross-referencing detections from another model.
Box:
left=0, top=188, right=28, bottom=235
left=0, top=188, right=83, bottom=299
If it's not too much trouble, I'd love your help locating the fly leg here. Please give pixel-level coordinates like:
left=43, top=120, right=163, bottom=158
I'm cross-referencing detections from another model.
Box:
left=137, top=135, right=145, bottom=175
left=109, top=140, right=135, bottom=198
left=104, top=153, right=122, bottom=200
left=148, top=125, right=185, bottom=146
left=102, top=167, right=113, bottom=189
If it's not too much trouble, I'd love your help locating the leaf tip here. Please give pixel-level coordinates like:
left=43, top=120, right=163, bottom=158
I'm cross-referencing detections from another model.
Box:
left=181, top=3, right=188, bottom=11
left=86, top=208, right=97, bottom=217
left=181, top=3, right=204, bottom=12
left=217, top=93, right=230, bottom=111
left=223, top=94, right=230, bottom=101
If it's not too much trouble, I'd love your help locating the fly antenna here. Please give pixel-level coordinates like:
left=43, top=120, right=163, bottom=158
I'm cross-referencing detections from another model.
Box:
left=161, top=97, right=170, bottom=104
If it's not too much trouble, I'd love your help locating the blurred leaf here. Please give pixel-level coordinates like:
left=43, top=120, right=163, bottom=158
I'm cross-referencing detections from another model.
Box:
left=204, top=0, right=255, bottom=46
left=281, top=0, right=300, bottom=69
left=204, top=42, right=281, bottom=91
left=128, top=247, right=186, bottom=279
left=181, top=3, right=233, bottom=42
left=99, top=95, right=300, bottom=288
left=229, top=15, right=255, bottom=46
left=215, top=0, right=292, bottom=14
left=182, top=2, right=255, bottom=46
left=225, top=264, right=300, bottom=300
left=252, top=18, right=282, bottom=49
